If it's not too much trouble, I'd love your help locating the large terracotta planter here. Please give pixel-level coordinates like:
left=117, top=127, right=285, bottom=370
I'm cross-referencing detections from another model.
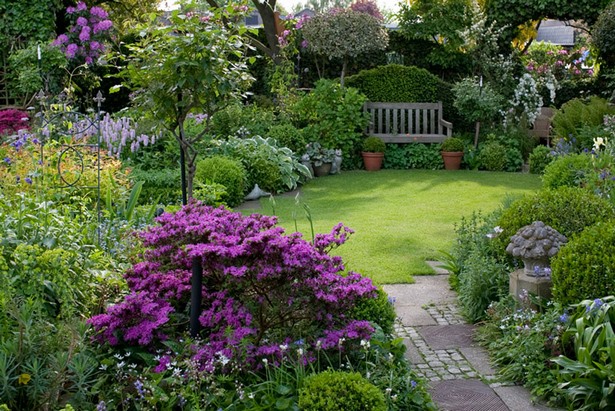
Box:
left=362, top=152, right=384, bottom=171
left=441, top=151, right=463, bottom=170
left=313, top=162, right=332, bottom=177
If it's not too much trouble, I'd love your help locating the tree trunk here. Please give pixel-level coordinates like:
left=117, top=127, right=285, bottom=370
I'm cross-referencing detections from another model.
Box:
left=340, top=59, right=347, bottom=87
left=474, top=121, right=480, bottom=148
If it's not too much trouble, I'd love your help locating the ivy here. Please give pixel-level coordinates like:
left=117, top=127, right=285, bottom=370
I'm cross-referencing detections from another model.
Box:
left=0, top=0, right=62, bottom=49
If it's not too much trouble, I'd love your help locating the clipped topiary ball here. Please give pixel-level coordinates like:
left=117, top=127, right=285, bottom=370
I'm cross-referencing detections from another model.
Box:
left=299, top=370, right=386, bottom=411
left=195, top=155, right=247, bottom=207
left=542, top=153, right=593, bottom=189
left=551, top=220, right=615, bottom=306
left=528, top=145, right=554, bottom=174
left=350, top=286, right=396, bottom=336
left=478, top=142, right=507, bottom=171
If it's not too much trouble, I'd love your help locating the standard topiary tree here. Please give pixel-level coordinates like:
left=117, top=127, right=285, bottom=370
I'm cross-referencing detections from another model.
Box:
left=301, top=9, right=388, bottom=86
left=551, top=220, right=615, bottom=306
left=299, top=370, right=387, bottom=411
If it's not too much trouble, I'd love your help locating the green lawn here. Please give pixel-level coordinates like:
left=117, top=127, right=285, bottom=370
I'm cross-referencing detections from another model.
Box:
left=246, top=170, right=542, bottom=284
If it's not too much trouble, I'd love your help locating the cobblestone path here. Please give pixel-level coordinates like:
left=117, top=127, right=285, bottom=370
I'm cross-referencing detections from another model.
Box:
left=383, top=270, right=559, bottom=411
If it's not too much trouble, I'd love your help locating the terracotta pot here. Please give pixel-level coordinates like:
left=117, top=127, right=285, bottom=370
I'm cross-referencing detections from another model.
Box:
left=441, top=151, right=463, bottom=170
left=362, top=152, right=384, bottom=171
left=313, top=162, right=332, bottom=177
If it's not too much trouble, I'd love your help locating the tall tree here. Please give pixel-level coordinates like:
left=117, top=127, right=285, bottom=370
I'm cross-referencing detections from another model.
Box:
left=120, top=2, right=254, bottom=201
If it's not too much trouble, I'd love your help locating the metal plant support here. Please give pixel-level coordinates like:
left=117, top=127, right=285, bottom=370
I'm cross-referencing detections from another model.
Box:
left=35, top=90, right=104, bottom=244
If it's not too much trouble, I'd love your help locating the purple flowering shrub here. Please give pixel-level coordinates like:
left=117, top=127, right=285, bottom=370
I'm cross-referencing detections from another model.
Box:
left=52, top=1, right=113, bottom=64
left=0, top=109, right=29, bottom=137
left=89, top=202, right=377, bottom=371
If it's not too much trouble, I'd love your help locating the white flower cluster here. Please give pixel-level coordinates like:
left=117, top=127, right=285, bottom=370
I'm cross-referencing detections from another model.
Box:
left=508, top=73, right=543, bottom=126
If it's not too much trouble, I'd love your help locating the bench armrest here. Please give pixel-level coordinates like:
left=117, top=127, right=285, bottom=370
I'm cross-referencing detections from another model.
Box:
left=439, top=119, right=453, bottom=137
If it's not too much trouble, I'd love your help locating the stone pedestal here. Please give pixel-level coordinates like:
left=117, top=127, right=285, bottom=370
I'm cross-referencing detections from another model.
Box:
left=509, top=269, right=552, bottom=303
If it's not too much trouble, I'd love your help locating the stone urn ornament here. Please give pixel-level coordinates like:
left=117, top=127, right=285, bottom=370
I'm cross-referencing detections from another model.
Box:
left=505, top=221, right=567, bottom=276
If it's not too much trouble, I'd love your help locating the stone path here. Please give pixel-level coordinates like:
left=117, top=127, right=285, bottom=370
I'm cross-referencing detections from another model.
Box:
left=383, top=266, right=559, bottom=411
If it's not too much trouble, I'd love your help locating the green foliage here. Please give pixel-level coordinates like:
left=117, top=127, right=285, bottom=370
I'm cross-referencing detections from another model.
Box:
left=441, top=137, right=465, bottom=152
left=267, top=123, right=306, bottom=155
left=448, top=207, right=510, bottom=322
left=477, top=296, right=566, bottom=405
left=298, top=370, right=386, bottom=411
left=458, top=246, right=509, bottom=323
left=7, top=44, right=67, bottom=97
left=0, top=304, right=100, bottom=410
left=208, top=136, right=311, bottom=193
left=350, top=287, right=396, bottom=336
left=120, top=5, right=255, bottom=197
left=478, top=141, right=507, bottom=171
left=592, top=1, right=615, bottom=69
left=529, top=145, right=555, bottom=174
left=209, top=103, right=277, bottom=138
left=361, top=136, right=386, bottom=153
left=301, top=9, right=388, bottom=84
left=129, top=167, right=181, bottom=205
left=553, top=296, right=615, bottom=410
left=493, top=187, right=615, bottom=255
left=397, top=0, right=474, bottom=70
left=295, top=79, right=368, bottom=169
left=0, top=193, right=124, bottom=319
left=453, top=77, right=504, bottom=125
left=195, top=155, right=247, bottom=208
left=551, top=222, right=615, bottom=306
left=383, top=143, right=443, bottom=170
left=551, top=96, right=615, bottom=148
left=542, top=153, right=594, bottom=189
left=485, top=0, right=610, bottom=46
left=0, top=0, right=61, bottom=49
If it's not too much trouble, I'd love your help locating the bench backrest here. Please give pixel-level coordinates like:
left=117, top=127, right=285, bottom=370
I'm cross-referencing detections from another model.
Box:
left=364, top=102, right=448, bottom=143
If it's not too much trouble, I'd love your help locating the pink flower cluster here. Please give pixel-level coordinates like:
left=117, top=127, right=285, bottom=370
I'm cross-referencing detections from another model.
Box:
left=350, top=0, right=384, bottom=21
left=89, top=202, right=377, bottom=372
left=52, top=1, right=113, bottom=64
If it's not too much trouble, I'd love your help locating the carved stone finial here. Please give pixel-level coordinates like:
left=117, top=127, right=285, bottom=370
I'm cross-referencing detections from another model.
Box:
left=506, top=221, right=567, bottom=276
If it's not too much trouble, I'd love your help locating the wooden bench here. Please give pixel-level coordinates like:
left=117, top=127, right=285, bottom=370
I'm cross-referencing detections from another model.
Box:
left=364, top=102, right=453, bottom=143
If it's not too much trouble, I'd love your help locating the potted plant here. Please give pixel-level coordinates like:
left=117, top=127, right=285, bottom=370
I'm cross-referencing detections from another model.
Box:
left=305, top=142, right=335, bottom=177
left=440, top=137, right=465, bottom=170
left=361, top=136, right=386, bottom=171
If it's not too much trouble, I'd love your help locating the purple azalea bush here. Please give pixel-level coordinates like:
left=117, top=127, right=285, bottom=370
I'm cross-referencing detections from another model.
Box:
left=0, top=109, right=29, bottom=137
left=89, top=202, right=377, bottom=372
left=52, top=1, right=113, bottom=64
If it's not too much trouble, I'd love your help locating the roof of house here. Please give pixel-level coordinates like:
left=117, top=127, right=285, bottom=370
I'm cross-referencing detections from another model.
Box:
left=535, top=20, right=577, bottom=46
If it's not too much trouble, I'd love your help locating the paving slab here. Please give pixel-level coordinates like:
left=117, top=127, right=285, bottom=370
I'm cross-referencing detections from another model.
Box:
left=492, top=386, right=562, bottom=411
left=459, top=346, right=498, bottom=377
left=402, top=338, right=424, bottom=364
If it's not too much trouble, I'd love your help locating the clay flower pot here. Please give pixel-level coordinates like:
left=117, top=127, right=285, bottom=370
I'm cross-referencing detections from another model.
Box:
left=441, top=151, right=463, bottom=170
left=362, top=152, right=384, bottom=171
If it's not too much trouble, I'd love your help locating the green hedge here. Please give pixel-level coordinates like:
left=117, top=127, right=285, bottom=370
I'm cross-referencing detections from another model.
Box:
left=344, top=64, right=467, bottom=130
left=552, top=220, right=615, bottom=306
